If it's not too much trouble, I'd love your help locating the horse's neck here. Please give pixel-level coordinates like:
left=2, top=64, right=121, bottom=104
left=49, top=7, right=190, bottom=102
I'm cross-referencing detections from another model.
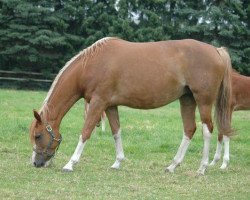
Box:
left=42, top=65, right=82, bottom=126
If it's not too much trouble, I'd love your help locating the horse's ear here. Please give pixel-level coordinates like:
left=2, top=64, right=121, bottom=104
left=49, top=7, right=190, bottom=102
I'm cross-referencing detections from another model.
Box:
left=33, top=109, right=42, bottom=123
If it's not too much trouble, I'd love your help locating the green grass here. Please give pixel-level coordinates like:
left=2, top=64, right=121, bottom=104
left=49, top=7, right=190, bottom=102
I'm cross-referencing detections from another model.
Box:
left=0, top=89, right=249, bottom=200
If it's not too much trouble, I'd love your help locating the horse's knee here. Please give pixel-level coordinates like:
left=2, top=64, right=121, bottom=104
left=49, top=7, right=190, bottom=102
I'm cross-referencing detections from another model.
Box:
left=82, top=131, right=92, bottom=142
left=184, top=124, right=196, bottom=139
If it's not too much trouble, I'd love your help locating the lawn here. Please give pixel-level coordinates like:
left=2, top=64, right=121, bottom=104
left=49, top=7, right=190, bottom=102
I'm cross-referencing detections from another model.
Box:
left=0, top=89, right=249, bottom=200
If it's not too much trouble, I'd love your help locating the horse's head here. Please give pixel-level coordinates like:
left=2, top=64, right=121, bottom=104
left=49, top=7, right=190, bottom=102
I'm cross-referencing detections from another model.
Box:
left=30, top=110, right=62, bottom=168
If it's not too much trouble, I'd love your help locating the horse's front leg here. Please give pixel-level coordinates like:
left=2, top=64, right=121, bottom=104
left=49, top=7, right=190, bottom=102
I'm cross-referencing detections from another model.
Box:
left=63, top=135, right=86, bottom=172
left=63, top=98, right=106, bottom=172
left=105, top=106, right=125, bottom=169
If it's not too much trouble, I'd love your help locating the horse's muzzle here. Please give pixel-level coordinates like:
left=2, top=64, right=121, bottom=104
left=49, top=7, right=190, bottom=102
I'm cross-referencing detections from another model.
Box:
left=33, top=160, right=45, bottom=168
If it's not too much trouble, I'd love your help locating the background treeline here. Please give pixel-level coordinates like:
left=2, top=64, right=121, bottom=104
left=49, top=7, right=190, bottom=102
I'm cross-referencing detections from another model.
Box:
left=0, top=0, right=249, bottom=76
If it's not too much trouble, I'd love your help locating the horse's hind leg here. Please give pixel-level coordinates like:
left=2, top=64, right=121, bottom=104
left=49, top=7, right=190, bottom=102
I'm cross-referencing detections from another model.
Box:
left=63, top=98, right=106, bottom=172
left=220, top=135, right=230, bottom=169
left=166, top=95, right=197, bottom=173
left=196, top=102, right=214, bottom=175
left=210, top=111, right=231, bottom=169
left=105, top=106, right=125, bottom=169
left=210, top=133, right=223, bottom=166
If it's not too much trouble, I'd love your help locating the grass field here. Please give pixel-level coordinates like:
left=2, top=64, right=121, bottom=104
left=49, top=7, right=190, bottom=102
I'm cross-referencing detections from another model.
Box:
left=0, top=89, right=249, bottom=200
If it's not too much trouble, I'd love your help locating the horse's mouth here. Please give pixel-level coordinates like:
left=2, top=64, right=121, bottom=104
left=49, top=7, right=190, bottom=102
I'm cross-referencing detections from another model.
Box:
left=33, top=161, right=45, bottom=167
left=31, top=151, right=52, bottom=168
left=32, top=159, right=52, bottom=168
left=32, top=156, right=45, bottom=168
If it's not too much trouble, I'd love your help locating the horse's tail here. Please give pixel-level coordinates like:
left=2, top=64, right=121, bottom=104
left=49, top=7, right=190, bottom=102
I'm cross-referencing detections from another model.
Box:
left=215, top=47, right=233, bottom=136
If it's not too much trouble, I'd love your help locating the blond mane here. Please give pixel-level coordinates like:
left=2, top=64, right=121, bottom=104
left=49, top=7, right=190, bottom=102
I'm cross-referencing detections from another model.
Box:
left=41, top=37, right=117, bottom=112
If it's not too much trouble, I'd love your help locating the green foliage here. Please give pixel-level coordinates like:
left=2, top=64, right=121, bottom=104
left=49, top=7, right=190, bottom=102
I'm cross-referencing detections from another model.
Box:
left=199, top=0, right=249, bottom=74
left=0, top=0, right=249, bottom=75
left=0, top=0, right=82, bottom=73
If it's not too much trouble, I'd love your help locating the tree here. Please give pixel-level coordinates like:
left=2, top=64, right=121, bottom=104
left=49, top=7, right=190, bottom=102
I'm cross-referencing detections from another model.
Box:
left=0, top=0, right=249, bottom=75
left=195, top=0, right=249, bottom=74
left=0, top=0, right=83, bottom=74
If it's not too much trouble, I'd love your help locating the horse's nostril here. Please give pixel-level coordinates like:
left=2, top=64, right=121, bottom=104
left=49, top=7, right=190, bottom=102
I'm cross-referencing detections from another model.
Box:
left=33, top=161, right=44, bottom=168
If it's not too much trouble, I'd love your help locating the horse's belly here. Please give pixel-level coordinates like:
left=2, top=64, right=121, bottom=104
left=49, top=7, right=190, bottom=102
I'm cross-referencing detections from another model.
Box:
left=121, top=96, right=180, bottom=109
left=113, top=81, right=185, bottom=109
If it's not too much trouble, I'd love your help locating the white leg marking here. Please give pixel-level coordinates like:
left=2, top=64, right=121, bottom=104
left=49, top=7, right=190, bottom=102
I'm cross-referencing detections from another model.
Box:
left=111, top=129, right=125, bottom=169
left=197, top=124, right=211, bottom=175
left=63, top=135, right=86, bottom=172
left=101, top=116, right=105, bottom=132
left=166, top=133, right=191, bottom=173
left=220, top=135, right=230, bottom=169
left=210, top=140, right=222, bottom=166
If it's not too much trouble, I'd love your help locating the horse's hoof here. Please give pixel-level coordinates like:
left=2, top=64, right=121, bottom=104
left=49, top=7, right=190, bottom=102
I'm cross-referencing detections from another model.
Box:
left=165, top=167, right=174, bottom=173
left=209, top=161, right=216, bottom=166
left=111, top=164, right=120, bottom=169
left=196, top=169, right=206, bottom=176
left=62, top=167, right=73, bottom=172
left=220, top=164, right=227, bottom=170
left=196, top=172, right=205, bottom=176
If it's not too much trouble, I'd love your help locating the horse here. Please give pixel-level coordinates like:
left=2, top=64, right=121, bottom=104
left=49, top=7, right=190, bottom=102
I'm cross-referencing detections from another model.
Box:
left=84, top=100, right=106, bottom=132
left=29, top=37, right=233, bottom=175
left=210, top=70, right=250, bottom=169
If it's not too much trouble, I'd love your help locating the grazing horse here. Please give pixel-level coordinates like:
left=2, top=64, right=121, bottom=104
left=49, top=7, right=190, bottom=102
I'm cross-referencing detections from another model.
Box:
left=30, top=37, right=232, bottom=175
left=210, top=70, right=250, bottom=169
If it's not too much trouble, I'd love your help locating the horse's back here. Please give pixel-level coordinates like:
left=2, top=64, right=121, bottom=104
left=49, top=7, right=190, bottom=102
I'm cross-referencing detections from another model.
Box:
left=105, top=38, right=224, bottom=75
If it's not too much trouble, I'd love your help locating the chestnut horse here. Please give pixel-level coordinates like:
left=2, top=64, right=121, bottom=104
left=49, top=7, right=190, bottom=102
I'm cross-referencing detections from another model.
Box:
left=210, top=70, right=250, bottom=169
left=30, top=37, right=232, bottom=175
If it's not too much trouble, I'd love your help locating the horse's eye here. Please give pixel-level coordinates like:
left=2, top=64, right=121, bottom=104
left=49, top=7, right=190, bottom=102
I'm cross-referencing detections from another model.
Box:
left=35, top=134, right=42, bottom=140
